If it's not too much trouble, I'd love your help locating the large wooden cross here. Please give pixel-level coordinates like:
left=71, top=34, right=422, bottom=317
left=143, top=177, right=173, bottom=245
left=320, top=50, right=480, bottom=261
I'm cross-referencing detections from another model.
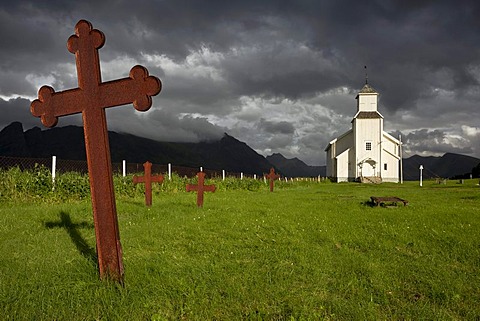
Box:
left=30, top=20, right=162, bottom=282
left=265, top=168, right=280, bottom=192
left=133, top=161, right=164, bottom=206
left=186, top=172, right=216, bottom=207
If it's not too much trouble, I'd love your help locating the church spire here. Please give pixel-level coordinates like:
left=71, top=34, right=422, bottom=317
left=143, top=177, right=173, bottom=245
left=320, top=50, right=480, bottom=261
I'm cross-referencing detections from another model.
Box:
left=359, top=66, right=376, bottom=94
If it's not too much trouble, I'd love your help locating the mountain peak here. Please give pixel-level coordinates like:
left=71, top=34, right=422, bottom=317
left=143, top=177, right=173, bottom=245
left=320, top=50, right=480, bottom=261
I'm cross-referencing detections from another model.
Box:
left=0, top=121, right=30, bottom=157
left=0, top=122, right=274, bottom=175
left=266, top=153, right=325, bottom=177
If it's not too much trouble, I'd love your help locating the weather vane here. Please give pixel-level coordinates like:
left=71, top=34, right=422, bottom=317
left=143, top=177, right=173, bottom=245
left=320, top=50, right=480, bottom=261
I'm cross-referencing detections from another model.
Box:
left=364, top=65, right=368, bottom=84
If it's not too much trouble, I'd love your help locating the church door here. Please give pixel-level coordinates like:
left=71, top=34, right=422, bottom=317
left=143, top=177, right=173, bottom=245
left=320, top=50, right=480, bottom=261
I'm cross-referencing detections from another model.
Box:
left=361, top=159, right=376, bottom=177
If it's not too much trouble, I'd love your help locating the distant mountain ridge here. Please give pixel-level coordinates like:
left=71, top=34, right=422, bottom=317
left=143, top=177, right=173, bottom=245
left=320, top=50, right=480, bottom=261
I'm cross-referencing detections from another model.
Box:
left=0, top=122, right=478, bottom=179
left=0, top=122, right=273, bottom=175
left=402, top=153, right=480, bottom=180
left=266, top=153, right=326, bottom=177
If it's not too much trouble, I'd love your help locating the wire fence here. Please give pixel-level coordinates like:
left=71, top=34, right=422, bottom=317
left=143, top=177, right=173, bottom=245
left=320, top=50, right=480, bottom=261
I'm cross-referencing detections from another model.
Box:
left=0, top=155, right=259, bottom=179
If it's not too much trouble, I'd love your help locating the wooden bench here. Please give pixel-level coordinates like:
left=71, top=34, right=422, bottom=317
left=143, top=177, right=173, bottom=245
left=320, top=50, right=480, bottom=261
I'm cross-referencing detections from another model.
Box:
left=370, top=196, right=408, bottom=207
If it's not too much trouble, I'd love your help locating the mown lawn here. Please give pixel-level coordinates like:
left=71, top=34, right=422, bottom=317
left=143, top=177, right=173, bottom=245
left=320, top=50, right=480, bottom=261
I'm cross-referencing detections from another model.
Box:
left=0, top=178, right=479, bottom=320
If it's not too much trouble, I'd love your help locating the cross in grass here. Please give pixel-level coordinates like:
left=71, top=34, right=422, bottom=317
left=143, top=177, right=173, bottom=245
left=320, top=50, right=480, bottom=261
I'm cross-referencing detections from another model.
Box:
left=31, top=20, right=162, bottom=282
left=186, top=171, right=216, bottom=207
left=133, top=161, right=164, bottom=206
left=265, top=168, right=280, bottom=192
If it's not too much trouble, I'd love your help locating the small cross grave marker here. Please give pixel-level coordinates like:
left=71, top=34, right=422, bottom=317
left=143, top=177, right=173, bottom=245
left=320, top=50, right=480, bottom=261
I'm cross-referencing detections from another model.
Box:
left=133, top=161, right=164, bottom=206
left=265, top=168, right=280, bottom=192
left=30, top=20, right=162, bottom=282
left=186, top=171, right=216, bottom=207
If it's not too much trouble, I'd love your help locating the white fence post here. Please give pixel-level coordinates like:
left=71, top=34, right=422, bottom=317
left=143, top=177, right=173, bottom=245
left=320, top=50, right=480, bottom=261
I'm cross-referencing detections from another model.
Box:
left=241, top=172, right=243, bottom=180
left=51, top=155, right=56, bottom=186
left=168, top=163, right=172, bottom=180
left=200, top=166, right=203, bottom=172
left=254, top=174, right=257, bottom=180
left=122, top=160, right=126, bottom=177
left=419, top=165, right=424, bottom=187
left=222, top=169, right=225, bottom=181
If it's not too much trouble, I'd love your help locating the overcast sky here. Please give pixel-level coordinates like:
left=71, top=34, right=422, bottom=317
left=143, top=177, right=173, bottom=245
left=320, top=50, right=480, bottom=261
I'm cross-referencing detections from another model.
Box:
left=1, top=0, right=480, bottom=165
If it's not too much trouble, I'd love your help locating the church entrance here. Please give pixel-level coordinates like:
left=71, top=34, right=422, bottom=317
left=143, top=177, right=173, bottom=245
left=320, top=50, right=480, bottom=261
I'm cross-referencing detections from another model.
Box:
left=359, top=159, right=376, bottom=177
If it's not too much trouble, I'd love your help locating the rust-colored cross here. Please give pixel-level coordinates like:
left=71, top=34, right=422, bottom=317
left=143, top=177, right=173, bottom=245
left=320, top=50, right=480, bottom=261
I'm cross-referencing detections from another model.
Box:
left=265, top=168, right=280, bottom=192
left=133, top=161, right=164, bottom=207
left=186, top=171, right=216, bottom=207
left=30, top=20, right=162, bottom=282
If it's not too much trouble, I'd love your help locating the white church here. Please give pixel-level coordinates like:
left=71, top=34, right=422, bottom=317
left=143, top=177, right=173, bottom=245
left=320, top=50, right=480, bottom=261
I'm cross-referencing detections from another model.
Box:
left=325, top=81, right=401, bottom=183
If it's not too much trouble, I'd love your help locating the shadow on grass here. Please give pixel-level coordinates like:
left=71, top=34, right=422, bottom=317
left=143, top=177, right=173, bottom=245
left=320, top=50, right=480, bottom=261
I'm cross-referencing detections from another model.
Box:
left=362, top=200, right=376, bottom=207
left=45, top=211, right=98, bottom=264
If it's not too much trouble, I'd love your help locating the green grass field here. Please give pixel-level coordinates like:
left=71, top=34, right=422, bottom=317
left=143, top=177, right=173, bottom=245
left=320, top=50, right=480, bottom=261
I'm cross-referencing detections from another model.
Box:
left=0, top=169, right=479, bottom=320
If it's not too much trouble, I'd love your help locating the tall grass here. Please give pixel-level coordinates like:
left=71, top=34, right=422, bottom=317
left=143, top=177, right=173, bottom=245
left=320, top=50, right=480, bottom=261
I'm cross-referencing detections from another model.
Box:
left=0, top=166, right=316, bottom=203
left=0, top=168, right=479, bottom=320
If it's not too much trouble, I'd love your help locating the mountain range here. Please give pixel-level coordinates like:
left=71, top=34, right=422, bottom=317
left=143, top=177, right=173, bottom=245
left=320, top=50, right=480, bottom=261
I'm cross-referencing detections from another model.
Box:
left=0, top=122, right=478, bottom=179
left=402, top=153, right=480, bottom=180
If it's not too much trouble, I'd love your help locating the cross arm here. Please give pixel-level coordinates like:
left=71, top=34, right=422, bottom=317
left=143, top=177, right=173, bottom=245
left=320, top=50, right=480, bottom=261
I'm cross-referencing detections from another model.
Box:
left=205, top=185, right=216, bottom=192
left=99, top=65, right=161, bottom=111
left=133, top=176, right=146, bottom=184
left=186, top=184, right=198, bottom=192
left=151, top=176, right=164, bottom=183
left=30, top=86, right=85, bottom=127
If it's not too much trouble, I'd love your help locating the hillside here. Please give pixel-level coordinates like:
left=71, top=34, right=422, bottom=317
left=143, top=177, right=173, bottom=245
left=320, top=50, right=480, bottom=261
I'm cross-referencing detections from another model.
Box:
left=402, top=153, right=480, bottom=180
left=2, top=122, right=478, bottom=179
left=0, top=122, right=273, bottom=175
left=266, top=153, right=326, bottom=177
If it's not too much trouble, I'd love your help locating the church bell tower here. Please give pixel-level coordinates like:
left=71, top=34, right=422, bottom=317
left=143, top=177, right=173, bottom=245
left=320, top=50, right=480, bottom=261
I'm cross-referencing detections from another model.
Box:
left=352, top=75, right=384, bottom=180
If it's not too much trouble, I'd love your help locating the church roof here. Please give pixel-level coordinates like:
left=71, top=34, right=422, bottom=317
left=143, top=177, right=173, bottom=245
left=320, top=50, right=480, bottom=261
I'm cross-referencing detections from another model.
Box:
left=354, top=111, right=383, bottom=119
left=359, top=83, right=377, bottom=93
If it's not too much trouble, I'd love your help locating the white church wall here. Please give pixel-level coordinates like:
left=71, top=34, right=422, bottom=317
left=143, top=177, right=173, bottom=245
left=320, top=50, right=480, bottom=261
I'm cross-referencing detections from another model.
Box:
left=336, top=130, right=353, bottom=155
left=326, top=147, right=334, bottom=177
left=381, top=151, right=400, bottom=183
left=357, top=94, right=377, bottom=112
left=325, top=130, right=353, bottom=179
left=336, top=148, right=350, bottom=182
left=354, top=118, right=382, bottom=169
left=383, top=133, right=400, bottom=154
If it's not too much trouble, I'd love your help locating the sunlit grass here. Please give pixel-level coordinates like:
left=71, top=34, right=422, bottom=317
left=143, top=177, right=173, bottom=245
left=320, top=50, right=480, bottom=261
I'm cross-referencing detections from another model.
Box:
left=0, top=175, right=479, bottom=320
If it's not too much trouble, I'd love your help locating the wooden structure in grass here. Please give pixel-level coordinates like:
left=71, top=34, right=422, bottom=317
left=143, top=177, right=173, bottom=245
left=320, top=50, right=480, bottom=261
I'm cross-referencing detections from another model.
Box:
left=186, top=171, right=216, bottom=207
left=370, top=196, right=408, bottom=207
left=265, top=168, right=280, bottom=192
left=133, top=161, right=164, bottom=206
left=30, top=20, right=162, bottom=282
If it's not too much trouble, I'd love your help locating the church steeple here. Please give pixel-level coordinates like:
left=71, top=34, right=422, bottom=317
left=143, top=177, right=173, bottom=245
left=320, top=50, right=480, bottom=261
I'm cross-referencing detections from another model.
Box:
left=356, top=67, right=379, bottom=112
left=359, top=66, right=377, bottom=94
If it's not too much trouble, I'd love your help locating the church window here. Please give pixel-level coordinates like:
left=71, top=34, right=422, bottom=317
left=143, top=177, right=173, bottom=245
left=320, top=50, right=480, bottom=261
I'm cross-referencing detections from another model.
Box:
left=365, top=141, right=372, bottom=151
left=384, top=163, right=388, bottom=171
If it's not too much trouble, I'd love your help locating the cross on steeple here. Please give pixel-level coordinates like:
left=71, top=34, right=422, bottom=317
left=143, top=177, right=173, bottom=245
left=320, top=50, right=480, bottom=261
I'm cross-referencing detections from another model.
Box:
left=364, top=65, right=368, bottom=84
left=30, top=20, right=162, bottom=282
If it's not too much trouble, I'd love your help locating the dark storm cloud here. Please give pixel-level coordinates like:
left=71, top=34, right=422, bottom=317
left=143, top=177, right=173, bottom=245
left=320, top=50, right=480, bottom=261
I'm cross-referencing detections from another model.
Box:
left=0, top=97, right=39, bottom=129
left=105, top=107, right=225, bottom=143
left=258, top=118, right=295, bottom=135
left=390, top=129, right=476, bottom=157
left=1, top=0, right=480, bottom=164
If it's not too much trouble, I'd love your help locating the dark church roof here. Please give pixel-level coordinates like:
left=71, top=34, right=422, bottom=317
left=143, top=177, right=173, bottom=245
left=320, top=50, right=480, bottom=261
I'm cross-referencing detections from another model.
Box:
left=359, top=83, right=377, bottom=93
left=355, top=111, right=382, bottom=119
